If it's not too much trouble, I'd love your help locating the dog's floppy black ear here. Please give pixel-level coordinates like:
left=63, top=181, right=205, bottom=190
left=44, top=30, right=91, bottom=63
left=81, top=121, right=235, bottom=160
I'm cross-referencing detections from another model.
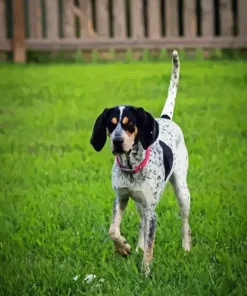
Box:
left=90, top=108, right=109, bottom=152
left=133, top=107, right=159, bottom=150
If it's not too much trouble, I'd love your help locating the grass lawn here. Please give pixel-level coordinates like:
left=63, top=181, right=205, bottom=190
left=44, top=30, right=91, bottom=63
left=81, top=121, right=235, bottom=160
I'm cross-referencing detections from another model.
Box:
left=0, top=59, right=247, bottom=295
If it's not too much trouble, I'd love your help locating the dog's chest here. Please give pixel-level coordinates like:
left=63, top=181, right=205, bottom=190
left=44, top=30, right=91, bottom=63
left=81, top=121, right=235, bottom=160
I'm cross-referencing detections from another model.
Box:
left=112, top=145, right=169, bottom=205
left=113, top=175, right=162, bottom=206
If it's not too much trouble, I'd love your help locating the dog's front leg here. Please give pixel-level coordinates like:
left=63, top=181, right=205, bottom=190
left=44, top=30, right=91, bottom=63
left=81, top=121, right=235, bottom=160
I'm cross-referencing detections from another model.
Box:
left=135, top=202, right=144, bottom=252
left=109, top=196, right=131, bottom=256
left=142, top=207, right=156, bottom=276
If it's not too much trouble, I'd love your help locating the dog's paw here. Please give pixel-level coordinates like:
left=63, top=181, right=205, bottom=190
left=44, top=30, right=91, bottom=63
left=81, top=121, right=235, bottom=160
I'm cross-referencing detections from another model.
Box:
left=141, top=262, right=151, bottom=278
left=182, top=241, right=191, bottom=252
left=182, top=229, right=191, bottom=252
left=113, top=236, right=131, bottom=257
left=115, top=243, right=131, bottom=257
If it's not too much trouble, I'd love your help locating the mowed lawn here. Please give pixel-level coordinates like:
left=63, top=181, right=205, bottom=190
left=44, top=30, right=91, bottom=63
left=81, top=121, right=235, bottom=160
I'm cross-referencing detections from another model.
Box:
left=0, top=59, right=247, bottom=296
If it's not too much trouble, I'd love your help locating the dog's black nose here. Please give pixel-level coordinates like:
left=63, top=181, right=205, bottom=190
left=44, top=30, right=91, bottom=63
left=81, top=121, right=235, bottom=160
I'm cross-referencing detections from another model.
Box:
left=113, top=137, right=124, bottom=146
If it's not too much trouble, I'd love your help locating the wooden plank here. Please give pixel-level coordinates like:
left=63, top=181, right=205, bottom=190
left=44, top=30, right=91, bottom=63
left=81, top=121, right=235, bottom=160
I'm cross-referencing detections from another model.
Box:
left=28, top=0, right=42, bottom=38
left=45, top=0, right=59, bottom=39
left=63, top=0, right=74, bottom=38
left=165, top=0, right=178, bottom=37
left=77, top=0, right=88, bottom=37
left=0, top=40, right=11, bottom=51
left=96, top=0, right=109, bottom=37
left=73, top=1, right=97, bottom=38
left=73, top=5, right=81, bottom=17
left=131, top=0, right=144, bottom=38
left=238, top=0, right=247, bottom=37
left=148, top=0, right=160, bottom=38
left=113, top=0, right=126, bottom=38
left=26, top=36, right=247, bottom=50
left=13, top=0, right=26, bottom=62
left=219, top=0, right=232, bottom=36
left=0, top=0, right=6, bottom=41
left=77, top=0, right=90, bottom=37
left=201, top=0, right=214, bottom=36
left=86, top=0, right=97, bottom=38
left=184, top=0, right=196, bottom=37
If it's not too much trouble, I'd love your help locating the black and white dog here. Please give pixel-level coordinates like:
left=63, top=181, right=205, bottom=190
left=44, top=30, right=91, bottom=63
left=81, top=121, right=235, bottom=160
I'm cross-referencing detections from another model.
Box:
left=90, top=51, right=191, bottom=276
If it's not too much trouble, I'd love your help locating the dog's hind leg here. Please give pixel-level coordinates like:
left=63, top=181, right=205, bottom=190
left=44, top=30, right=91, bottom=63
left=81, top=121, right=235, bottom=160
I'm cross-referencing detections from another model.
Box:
left=170, top=143, right=191, bottom=251
left=142, top=207, right=157, bottom=277
left=109, top=196, right=131, bottom=256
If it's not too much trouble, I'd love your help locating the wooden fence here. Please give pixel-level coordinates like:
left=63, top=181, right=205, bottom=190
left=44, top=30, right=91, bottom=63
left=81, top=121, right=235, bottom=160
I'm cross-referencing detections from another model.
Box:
left=0, top=0, right=246, bottom=62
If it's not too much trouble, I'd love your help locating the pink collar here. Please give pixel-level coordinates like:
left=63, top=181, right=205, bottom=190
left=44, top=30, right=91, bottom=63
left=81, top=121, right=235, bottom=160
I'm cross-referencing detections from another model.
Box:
left=116, top=147, right=151, bottom=174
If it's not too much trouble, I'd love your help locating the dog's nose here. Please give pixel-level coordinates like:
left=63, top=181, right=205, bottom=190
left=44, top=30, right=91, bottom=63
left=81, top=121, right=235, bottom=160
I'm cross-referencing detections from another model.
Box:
left=113, top=137, right=124, bottom=146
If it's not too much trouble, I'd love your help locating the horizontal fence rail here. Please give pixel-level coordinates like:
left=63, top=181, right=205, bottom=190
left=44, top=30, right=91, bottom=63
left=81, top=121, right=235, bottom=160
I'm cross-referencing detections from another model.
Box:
left=0, top=0, right=246, bottom=62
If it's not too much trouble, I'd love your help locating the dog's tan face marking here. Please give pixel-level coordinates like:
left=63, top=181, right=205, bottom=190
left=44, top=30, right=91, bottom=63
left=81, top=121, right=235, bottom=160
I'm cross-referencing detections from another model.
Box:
left=111, top=117, right=117, bottom=124
left=122, top=117, right=129, bottom=124
left=125, top=126, right=138, bottom=137
left=121, top=126, right=138, bottom=152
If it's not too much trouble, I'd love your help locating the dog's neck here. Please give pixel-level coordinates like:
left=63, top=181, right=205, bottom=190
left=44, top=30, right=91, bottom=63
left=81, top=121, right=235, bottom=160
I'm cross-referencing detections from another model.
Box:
left=117, top=141, right=146, bottom=169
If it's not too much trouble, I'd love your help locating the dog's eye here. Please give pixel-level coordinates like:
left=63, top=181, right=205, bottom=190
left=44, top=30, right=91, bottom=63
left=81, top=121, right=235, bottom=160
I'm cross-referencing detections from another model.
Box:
left=129, top=122, right=133, bottom=126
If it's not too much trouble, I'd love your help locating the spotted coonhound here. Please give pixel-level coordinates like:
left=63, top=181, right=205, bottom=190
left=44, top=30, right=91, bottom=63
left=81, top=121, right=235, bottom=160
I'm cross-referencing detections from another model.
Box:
left=90, top=51, right=191, bottom=276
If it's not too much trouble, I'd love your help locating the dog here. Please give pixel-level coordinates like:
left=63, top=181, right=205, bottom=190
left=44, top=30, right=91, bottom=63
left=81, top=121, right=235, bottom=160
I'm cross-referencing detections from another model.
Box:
left=90, top=51, right=191, bottom=276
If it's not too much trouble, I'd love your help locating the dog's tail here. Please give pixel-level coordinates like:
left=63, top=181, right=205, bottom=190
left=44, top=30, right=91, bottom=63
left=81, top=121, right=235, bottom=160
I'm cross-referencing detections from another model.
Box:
left=160, top=50, right=180, bottom=120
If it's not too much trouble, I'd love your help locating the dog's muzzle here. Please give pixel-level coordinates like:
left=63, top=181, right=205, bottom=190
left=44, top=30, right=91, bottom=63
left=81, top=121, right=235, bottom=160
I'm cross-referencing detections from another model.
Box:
left=112, top=137, right=124, bottom=154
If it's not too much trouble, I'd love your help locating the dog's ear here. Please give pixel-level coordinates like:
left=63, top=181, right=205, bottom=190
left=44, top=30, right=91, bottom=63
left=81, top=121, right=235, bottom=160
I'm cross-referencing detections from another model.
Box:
left=90, top=108, right=110, bottom=152
left=132, top=107, right=159, bottom=150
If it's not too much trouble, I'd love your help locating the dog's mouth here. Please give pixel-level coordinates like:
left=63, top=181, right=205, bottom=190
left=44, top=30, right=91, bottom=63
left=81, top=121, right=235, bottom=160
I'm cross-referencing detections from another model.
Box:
left=112, top=141, right=137, bottom=155
left=112, top=141, right=134, bottom=156
left=112, top=149, right=124, bottom=155
left=112, top=142, right=126, bottom=155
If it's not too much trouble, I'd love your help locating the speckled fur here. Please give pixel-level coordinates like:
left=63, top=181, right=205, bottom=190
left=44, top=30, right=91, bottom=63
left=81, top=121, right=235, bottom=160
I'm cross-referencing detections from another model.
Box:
left=92, top=51, right=191, bottom=277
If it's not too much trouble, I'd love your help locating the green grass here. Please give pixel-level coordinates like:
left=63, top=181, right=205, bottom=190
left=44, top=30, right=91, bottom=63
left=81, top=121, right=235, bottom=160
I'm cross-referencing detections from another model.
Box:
left=0, top=60, right=247, bottom=296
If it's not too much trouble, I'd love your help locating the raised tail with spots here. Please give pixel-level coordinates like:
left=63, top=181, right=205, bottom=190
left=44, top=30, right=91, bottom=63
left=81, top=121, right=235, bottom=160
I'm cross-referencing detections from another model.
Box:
left=160, top=50, right=180, bottom=120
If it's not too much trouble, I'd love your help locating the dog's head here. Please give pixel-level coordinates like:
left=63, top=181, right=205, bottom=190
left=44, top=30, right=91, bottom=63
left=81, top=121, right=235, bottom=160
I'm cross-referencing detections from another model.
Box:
left=90, top=106, right=159, bottom=154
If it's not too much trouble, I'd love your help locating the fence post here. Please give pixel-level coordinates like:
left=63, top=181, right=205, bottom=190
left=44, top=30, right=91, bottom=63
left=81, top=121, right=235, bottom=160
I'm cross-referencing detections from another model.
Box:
left=0, top=0, right=7, bottom=61
left=184, top=0, right=196, bottom=37
left=78, top=0, right=91, bottom=37
left=148, top=0, right=160, bottom=39
left=201, top=0, right=213, bottom=37
left=166, top=0, right=178, bottom=37
left=131, top=0, right=144, bottom=38
left=64, top=0, right=74, bottom=38
left=239, top=0, right=247, bottom=38
left=45, top=0, right=59, bottom=40
left=0, top=0, right=6, bottom=41
left=220, top=0, right=233, bottom=36
left=29, top=0, right=42, bottom=38
left=113, top=0, right=126, bottom=38
left=13, top=0, right=26, bottom=62
left=96, top=0, right=109, bottom=37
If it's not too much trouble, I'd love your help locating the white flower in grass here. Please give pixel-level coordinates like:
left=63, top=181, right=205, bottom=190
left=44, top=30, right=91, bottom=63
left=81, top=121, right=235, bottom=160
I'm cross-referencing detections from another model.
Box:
left=83, top=274, right=105, bottom=285
left=84, top=274, right=97, bottom=284
left=73, top=275, right=80, bottom=281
